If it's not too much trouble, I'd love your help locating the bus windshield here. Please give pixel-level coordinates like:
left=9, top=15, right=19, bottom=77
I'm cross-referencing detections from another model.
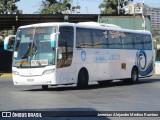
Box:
left=13, top=26, right=56, bottom=68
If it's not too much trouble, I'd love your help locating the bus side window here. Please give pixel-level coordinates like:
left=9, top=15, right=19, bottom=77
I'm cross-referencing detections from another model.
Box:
left=134, top=34, right=144, bottom=50
left=143, top=35, right=152, bottom=50
left=76, top=28, right=93, bottom=48
left=122, top=32, right=134, bottom=49
left=108, top=31, right=122, bottom=49
left=92, top=29, right=108, bottom=49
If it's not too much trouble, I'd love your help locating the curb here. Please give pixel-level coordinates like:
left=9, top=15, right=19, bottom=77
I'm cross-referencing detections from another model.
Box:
left=153, top=74, right=160, bottom=76
left=0, top=73, right=12, bottom=77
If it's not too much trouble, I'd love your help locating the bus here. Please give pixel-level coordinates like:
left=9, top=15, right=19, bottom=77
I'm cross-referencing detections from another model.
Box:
left=155, top=49, right=160, bottom=74
left=0, top=35, right=15, bottom=72
left=5, top=22, right=154, bottom=89
left=4, top=35, right=16, bottom=50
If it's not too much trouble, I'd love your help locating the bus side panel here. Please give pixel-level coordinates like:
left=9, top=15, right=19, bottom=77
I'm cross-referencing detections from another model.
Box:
left=74, top=49, right=100, bottom=82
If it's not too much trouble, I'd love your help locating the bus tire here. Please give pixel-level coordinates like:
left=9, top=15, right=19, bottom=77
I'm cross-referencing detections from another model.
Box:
left=77, top=68, right=89, bottom=88
left=129, top=67, right=139, bottom=84
left=98, top=80, right=112, bottom=86
left=42, top=85, right=48, bottom=90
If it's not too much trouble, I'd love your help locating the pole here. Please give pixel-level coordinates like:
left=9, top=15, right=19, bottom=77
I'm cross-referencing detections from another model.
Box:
left=142, top=0, right=146, bottom=30
left=118, top=0, right=120, bottom=14
left=71, top=0, right=73, bottom=14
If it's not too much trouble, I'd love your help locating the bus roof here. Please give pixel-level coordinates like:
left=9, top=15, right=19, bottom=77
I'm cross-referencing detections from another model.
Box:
left=18, top=22, right=74, bottom=29
left=18, top=22, right=151, bottom=35
left=76, top=22, right=151, bottom=35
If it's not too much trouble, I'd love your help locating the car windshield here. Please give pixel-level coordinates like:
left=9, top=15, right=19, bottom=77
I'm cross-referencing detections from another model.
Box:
left=13, top=26, right=56, bottom=68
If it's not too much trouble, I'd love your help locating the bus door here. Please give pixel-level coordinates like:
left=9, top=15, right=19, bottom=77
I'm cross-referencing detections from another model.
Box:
left=56, top=26, right=75, bottom=84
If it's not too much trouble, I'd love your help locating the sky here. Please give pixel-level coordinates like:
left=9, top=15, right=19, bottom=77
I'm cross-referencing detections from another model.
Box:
left=16, top=0, right=160, bottom=14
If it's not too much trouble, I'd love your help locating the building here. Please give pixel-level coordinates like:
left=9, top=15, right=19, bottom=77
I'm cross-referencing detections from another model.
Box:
left=128, top=3, right=160, bottom=34
left=147, top=7, right=160, bottom=34
left=99, top=15, right=150, bottom=31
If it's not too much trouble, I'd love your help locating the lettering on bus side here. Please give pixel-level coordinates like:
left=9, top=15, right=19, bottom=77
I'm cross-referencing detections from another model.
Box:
left=95, top=52, right=120, bottom=62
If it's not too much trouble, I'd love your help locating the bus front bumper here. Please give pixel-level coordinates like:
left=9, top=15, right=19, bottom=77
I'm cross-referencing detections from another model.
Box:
left=13, top=73, right=56, bottom=85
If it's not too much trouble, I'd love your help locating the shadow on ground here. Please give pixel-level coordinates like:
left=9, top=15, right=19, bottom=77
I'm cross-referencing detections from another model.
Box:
left=24, top=77, right=160, bottom=92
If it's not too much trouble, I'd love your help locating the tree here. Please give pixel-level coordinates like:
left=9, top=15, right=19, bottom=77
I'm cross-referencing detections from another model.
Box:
left=151, top=28, right=159, bottom=37
left=0, top=0, right=20, bottom=14
left=99, top=0, right=133, bottom=14
left=39, top=0, right=71, bottom=14
left=155, top=35, right=160, bottom=42
left=151, top=28, right=160, bottom=42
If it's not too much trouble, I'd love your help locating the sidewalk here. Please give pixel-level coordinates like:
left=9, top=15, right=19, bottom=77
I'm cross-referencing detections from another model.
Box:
left=0, top=73, right=12, bottom=77
left=153, top=74, right=160, bottom=78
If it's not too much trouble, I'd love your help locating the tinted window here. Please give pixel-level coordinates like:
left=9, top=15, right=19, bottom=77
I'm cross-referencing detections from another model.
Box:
left=76, top=28, right=93, bottom=48
left=108, top=31, right=122, bottom=49
left=76, top=28, right=152, bottom=50
left=121, top=32, right=134, bottom=49
left=134, top=34, right=144, bottom=50
left=143, top=35, right=152, bottom=50
left=92, top=30, right=108, bottom=49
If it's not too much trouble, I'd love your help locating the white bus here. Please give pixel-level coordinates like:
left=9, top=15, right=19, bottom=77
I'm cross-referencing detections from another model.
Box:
left=5, top=22, right=154, bottom=89
left=155, top=49, right=160, bottom=74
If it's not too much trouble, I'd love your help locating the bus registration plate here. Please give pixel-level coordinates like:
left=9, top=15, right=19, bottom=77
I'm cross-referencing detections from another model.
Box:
left=27, top=79, right=34, bottom=82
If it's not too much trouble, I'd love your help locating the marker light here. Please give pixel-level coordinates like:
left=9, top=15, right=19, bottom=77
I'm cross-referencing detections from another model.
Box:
left=12, top=70, right=19, bottom=75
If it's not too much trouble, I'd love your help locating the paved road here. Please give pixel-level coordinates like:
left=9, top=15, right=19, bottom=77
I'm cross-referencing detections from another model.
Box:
left=0, top=76, right=160, bottom=120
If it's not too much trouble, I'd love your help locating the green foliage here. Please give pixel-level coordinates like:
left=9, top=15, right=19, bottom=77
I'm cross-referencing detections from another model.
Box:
left=99, top=0, right=133, bottom=14
left=0, top=0, right=20, bottom=14
left=151, top=28, right=159, bottom=37
left=154, top=41, right=160, bottom=50
left=0, top=30, right=14, bottom=41
left=151, top=29, right=160, bottom=48
left=154, top=35, right=160, bottom=42
left=39, top=0, right=71, bottom=14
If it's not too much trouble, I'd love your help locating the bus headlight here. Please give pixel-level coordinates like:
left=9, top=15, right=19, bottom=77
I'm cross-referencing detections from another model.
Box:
left=43, top=69, right=55, bottom=75
left=12, top=70, right=19, bottom=75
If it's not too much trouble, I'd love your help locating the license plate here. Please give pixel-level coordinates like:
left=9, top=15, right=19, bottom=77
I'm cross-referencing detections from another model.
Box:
left=27, top=79, right=34, bottom=82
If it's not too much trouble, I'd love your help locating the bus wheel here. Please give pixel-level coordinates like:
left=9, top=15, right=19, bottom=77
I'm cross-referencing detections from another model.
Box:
left=130, top=68, right=139, bottom=84
left=77, top=69, right=89, bottom=88
left=42, top=85, right=48, bottom=90
left=98, top=80, right=112, bottom=86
